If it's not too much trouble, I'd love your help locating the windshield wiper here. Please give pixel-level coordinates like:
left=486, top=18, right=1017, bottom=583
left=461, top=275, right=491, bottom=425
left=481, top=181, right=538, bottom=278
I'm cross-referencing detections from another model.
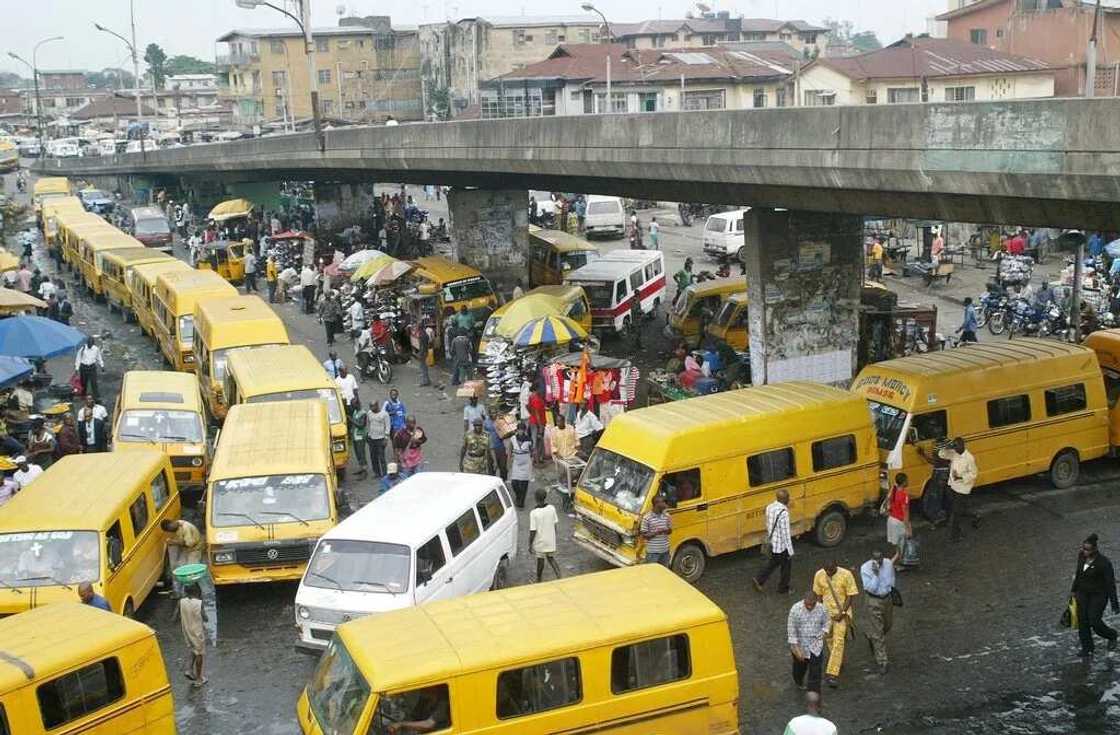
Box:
left=307, top=570, right=342, bottom=590
left=216, top=512, right=266, bottom=531
left=353, top=579, right=394, bottom=593
left=17, top=575, right=72, bottom=590
left=260, top=510, right=310, bottom=527
left=0, top=579, right=23, bottom=594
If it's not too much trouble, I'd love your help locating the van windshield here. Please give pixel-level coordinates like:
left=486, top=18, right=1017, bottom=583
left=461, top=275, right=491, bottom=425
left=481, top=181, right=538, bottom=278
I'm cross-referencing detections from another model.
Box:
left=560, top=251, right=598, bottom=271
left=705, top=217, right=728, bottom=233
left=868, top=401, right=908, bottom=451
left=135, top=218, right=170, bottom=236
left=586, top=200, right=619, bottom=215
left=306, top=539, right=410, bottom=594
left=248, top=389, right=342, bottom=424
left=441, top=277, right=493, bottom=304
left=714, top=301, right=735, bottom=327
left=211, top=475, right=331, bottom=528
left=117, top=409, right=204, bottom=443
left=581, top=449, right=655, bottom=513
left=307, top=638, right=370, bottom=735
left=0, top=531, right=100, bottom=587
left=482, top=315, right=501, bottom=338
left=578, top=283, right=614, bottom=309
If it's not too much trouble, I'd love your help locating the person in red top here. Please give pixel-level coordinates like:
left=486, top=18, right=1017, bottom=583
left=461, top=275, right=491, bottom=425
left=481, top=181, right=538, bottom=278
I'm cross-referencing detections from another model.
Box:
left=1007, top=231, right=1026, bottom=256
left=885, top=472, right=912, bottom=555
left=369, top=315, right=390, bottom=347
left=527, top=387, right=548, bottom=464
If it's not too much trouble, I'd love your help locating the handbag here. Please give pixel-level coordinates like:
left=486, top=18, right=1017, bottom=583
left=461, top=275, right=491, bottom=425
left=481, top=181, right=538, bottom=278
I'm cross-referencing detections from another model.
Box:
left=901, top=537, right=921, bottom=568
left=1060, top=595, right=1078, bottom=629
left=760, top=508, right=786, bottom=559
left=890, top=586, right=904, bottom=607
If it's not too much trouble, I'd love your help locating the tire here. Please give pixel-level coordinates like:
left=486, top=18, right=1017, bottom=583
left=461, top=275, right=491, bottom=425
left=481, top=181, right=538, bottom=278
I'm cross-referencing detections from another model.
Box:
left=1050, top=449, right=1079, bottom=489
left=736, top=246, right=746, bottom=262
left=813, top=508, right=847, bottom=548
left=122, top=598, right=135, bottom=618
left=976, top=308, right=989, bottom=330
left=988, top=312, right=1007, bottom=335
left=670, top=542, right=706, bottom=583
left=490, top=558, right=509, bottom=590
left=375, top=360, right=393, bottom=384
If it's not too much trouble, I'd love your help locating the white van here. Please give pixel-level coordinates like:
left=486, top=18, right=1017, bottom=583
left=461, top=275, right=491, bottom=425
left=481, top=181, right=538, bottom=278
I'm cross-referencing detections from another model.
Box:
left=293, top=472, right=518, bottom=651
left=703, top=208, right=751, bottom=260
left=583, top=195, right=626, bottom=238
left=565, top=249, right=666, bottom=334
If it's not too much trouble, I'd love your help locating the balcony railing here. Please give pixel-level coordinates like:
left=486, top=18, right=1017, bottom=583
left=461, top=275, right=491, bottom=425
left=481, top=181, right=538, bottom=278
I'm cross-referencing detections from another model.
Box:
left=216, top=53, right=260, bottom=67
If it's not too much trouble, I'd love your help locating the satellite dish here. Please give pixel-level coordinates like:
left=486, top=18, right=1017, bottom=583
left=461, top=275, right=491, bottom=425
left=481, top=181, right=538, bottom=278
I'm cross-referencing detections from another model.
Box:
left=336, top=3, right=346, bottom=15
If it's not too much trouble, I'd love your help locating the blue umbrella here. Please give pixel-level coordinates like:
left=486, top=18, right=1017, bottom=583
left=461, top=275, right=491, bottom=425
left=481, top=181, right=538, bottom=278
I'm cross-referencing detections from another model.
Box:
left=0, top=316, right=87, bottom=359
left=0, top=356, right=33, bottom=388
left=1106, top=239, right=1120, bottom=259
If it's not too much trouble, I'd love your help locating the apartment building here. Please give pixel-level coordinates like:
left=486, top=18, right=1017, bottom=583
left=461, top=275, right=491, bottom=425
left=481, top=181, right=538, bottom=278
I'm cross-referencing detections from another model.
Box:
left=609, top=14, right=829, bottom=56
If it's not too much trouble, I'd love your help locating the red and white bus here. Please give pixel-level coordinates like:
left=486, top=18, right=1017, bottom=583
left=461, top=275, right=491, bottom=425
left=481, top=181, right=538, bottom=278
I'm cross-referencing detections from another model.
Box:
left=565, top=250, right=666, bottom=335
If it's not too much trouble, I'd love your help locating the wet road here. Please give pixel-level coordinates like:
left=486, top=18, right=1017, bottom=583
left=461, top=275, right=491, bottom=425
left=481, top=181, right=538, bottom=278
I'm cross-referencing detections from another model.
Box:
left=5, top=172, right=1120, bottom=734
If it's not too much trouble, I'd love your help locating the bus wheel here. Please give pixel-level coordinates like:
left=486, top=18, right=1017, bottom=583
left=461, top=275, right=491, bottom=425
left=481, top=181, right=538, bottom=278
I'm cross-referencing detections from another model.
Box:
left=122, top=599, right=135, bottom=618
left=1049, top=450, right=1079, bottom=489
left=814, top=509, right=847, bottom=548
left=670, top=542, right=706, bottom=583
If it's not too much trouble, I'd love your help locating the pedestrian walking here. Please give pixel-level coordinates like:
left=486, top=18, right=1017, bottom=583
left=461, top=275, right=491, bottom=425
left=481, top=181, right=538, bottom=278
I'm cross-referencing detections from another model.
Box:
left=529, top=488, right=562, bottom=582
left=648, top=216, right=660, bottom=249
left=672, top=258, right=694, bottom=306
left=335, top=366, right=358, bottom=406
left=528, top=386, right=547, bottom=464
left=416, top=320, right=433, bottom=386
left=77, top=412, right=108, bottom=453
left=784, top=692, right=837, bottom=735
left=350, top=403, right=369, bottom=478
left=630, top=294, right=643, bottom=349
left=265, top=254, right=279, bottom=302
left=860, top=547, right=899, bottom=674
left=958, top=296, right=979, bottom=343
left=179, top=583, right=208, bottom=687
left=12, top=456, right=43, bottom=489
left=460, top=418, right=495, bottom=474
left=242, top=250, right=258, bottom=292
left=449, top=328, right=472, bottom=386
left=884, top=472, right=912, bottom=553
left=787, top=591, right=830, bottom=694
left=74, top=337, right=104, bottom=399
left=753, top=488, right=794, bottom=594
left=392, top=415, right=427, bottom=477
left=484, top=416, right=508, bottom=479
left=300, top=264, right=317, bottom=314
left=508, top=423, right=533, bottom=508
left=640, top=495, right=672, bottom=566
left=319, top=293, right=343, bottom=346
left=812, top=560, right=859, bottom=688
left=462, top=394, right=488, bottom=431
left=322, top=351, right=344, bottom=379
left=365, top=400, right=391, bottom=478
left=161, top=519, right=203, bottom=596
left=1071, top=533, right=1119, bottom=656
left=383, top=389, right=406, bottom=433
left=941, top=437, right=979, bottom=541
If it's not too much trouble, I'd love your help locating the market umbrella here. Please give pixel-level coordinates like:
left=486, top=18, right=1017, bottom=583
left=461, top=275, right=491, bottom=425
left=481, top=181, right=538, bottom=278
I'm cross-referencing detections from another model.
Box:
left=365, top=260, right=414, bottom=287
left=207, top=198, right=255, bottom=222
left=495, top=298, right=569, bottom=338
left=0, top=315, right=86, bottom=359
left=1105, top=239, right=1120, bottom=259
left=0, top=288, right=46, bottom=314
left=0, top=251, right=19, bottom=273
left=340, top=249, right=387, bottom=272
left=0, top=356, right=33, bottom=389
left=351, top=254, right=397, bottom=282
left=511, top=315, right=587, bottom=348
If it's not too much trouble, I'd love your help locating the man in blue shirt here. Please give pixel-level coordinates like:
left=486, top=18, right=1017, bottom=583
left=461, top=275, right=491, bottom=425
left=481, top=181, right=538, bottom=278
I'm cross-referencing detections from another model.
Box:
left=78, top=581, right=112, bottom=612
left=958, top=297, right=979, bottom=343
left=860, top=548, right=899, bottom=674
left=383, top=388, right=407, bottom=434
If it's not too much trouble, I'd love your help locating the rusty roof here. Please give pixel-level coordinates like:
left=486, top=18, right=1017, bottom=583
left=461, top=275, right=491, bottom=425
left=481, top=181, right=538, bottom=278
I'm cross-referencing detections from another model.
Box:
left=809, top=35, right=1051, bottom=80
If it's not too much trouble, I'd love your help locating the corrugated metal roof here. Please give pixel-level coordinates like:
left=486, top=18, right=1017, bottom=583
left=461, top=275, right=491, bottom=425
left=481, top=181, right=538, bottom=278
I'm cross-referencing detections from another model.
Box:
left=812, top=36, right=1051, bottom=81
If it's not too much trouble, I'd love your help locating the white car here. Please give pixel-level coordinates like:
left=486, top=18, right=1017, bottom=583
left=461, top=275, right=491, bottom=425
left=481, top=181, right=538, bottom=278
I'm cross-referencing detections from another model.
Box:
left=583, top=195, right=626, bottom=238
left=702, top=208, right=751, bottom=260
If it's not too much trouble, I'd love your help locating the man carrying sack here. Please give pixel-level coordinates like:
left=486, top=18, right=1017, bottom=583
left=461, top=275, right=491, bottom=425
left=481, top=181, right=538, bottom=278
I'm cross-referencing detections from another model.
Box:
left=812, top=559, right=860, bottom=688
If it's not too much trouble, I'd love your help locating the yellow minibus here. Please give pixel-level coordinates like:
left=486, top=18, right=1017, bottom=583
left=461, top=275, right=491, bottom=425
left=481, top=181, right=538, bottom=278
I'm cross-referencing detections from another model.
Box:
left=706, top=292, right=749, bottom=351
left=851, top=338, right=1110, bottom=498
left=40, top=196, right=84, bottom=254
left=297, top=564, right=739, bottom=735
left=0, top=450, right=181, bottom=616
left=528, top=225, right=600, bottom=287
left=151, top=269, right=238, bottom=371
left=573, top=383, right=880, bottom=581
left=112, top=370, right=210, bottom=501
left=206, top=400, right=338, bottom=585
left=78, top=231, right=143, bottom=297
left=0, top=603, right=175, bottom=734
left=667, top=277, right=745, bottom=341
left=128, top=259, right=193, bottom=337
left=100, top=247, right=173, bottom=315
left=224, top=344, right=350, bottom=471
left=32, top=176, right=71, bottom=219
left=193, top=295, right=290, bottom=422
left=58, top=215, right=118, bottom=270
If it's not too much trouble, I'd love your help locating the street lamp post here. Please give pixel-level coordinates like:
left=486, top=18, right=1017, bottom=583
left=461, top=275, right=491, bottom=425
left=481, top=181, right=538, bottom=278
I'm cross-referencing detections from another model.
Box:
left=8, top=35, right=64, bottom=157
left=236, top=0, right=324, bottom=152
left=580, top=3, right=613, bottom=112
left=95, top=0, right=146, bottom=155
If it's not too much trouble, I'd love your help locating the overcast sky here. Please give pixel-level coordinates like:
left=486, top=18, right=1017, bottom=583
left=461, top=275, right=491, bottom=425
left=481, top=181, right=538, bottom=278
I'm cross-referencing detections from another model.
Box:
left=1, top=0, right=949, bottom=76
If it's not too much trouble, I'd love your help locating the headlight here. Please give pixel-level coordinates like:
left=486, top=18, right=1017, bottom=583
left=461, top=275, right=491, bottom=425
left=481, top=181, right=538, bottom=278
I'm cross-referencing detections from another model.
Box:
left=621, top=534, right=635, bottom=546
left=191, top=457, right=203, bottom=467
left=332, top=441, right=345, bottom=452
left=298, top=606, right=310, bottom=620
left=184, top=354, right=194, bottom=363
left=213, top=551, right=234, bottom=565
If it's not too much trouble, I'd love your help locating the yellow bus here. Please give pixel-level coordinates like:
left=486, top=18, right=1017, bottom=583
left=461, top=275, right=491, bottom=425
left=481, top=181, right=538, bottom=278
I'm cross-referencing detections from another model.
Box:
left=206, top=400, right=338, bottom=585
left=224, top=344, right=350, bottom=471
left=0, top=450, right=181, bottom=616
left=297, top=565, right=740, bottom=735
left=405, top=256, right=498, bottom=353
left=101, top=247, right=174, bottom=315
left=58, top=214, right=118, bottom=270
left=40, top=196, right=85, bottom=254
left=667, top=277, right=745, bottom=342
left=851, top=338, right=1110, bottom=498
left=706, top=292, right=749, bottom=351
left=193, top=295, right=290, bottom=423
left=128, top=259, right=193, bottom=337
left=528, top=225, right=600, bottom=287
left=0, top=603, right=175, bottom=735
left=32, top=176, right=71, bottom=219
left=573, top=383, right=880, bottom=581
left=151, top=269, right=239, bottom=371
left=78, top=231, right=146, bottom=298
left=112, top=370, right=210, bottom=501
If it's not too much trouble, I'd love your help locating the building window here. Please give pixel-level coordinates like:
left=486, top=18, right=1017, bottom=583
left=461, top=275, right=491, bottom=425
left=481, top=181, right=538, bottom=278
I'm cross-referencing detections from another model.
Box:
left=578, top=29, right=590, bottom=42
left=775, top=87, right=787, bottom=107
left=970, top=28, right=988, bottom=45
left=944, top=86, right=976, bottom=102
left=318, top=69, right=331, bottom=84
left=682, top=89, right=725, bottom=111
left=639, top=92, right=658, bottom=112
left=269, top=39, right=285, bottom=54
left=745, top=31, right=767, bottom=41
left=887, top=87, right=920, bottom=104
left=583, top=90, right=594, bottom=114
left=654, top=35, right=667, bottom=48
left=545, top=30, right=558, bottom=45
left=322, top=99, right=334, bottom=113
left=610, top=92, right=627, bottom=113
left=65, top=97, right=82, bottom=107
left=701, top=34, right=717, bottom=45
left=316, top=38, right=329, bottom=52
left=752, top=88, right=767, bottom=108
left=802, top=90, right=835, bottom=106
left=357, top=39, right=365, bottom=47
left=274, top=99, right=286, bottom=117
left=271, top=70, right=287, bottom=89
left=996, top=29, right=1004, bottom=38
left=513, top=29, right=527, bottom=44
left=865, top=89, right=878, bottom=104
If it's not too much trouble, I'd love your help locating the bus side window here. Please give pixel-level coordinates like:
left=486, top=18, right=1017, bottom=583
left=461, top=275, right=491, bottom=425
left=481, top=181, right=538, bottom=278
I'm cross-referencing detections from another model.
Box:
left=1104, top=371, right=1120, bottom=408
left=151, top=471, right=170, bottom=511
left=415, top=535, right=446, bottom=587
left=911, top=411, right=947, bottom=443
left=128, top=494, right=150, bottom=538
left=106, top=522, right=124, bottom=570
left=614, top=280, right=628, bottom=305
left=660, top=469, right=701, bottom=507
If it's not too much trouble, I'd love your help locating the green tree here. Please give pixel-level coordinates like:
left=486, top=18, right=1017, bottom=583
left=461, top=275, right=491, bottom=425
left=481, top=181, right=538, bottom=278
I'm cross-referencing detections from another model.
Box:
left=0, top=71, right=25, bottom=89
left=427, top=86, right=451, bottom=121
left=85, top=67, right=135, bottom=89
left=821, top=18, right=882, bottom=54
left=0, top=200, right=30, bottom=243
left=144, top=43, right=168, bottom=89
left=164, top=55, right=217, bottom=76
left=850, top=31, right=883, bottom=52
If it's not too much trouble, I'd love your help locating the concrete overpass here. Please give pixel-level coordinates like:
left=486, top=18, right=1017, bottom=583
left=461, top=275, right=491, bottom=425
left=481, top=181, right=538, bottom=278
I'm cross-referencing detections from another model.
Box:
left=38, top=97, right=1120, bottom=231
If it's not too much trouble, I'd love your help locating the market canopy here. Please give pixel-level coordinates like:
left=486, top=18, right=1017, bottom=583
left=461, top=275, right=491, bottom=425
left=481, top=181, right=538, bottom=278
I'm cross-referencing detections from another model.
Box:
left=207, top=198, right=255, bottom=222
left=0, top=315, right=86, bottom=359
left=341, top=249, right=387, bottom=273
left=351, top=254, right=398, bottom=282
left=365, top=260, right=414, bottom=287
left=0, top=355, right=33, bottom=389
left=511, top=315, right=587, bottom=348
left=0, top=288, right=46, bottom=314
left=495, top=295, right=573, bottom=338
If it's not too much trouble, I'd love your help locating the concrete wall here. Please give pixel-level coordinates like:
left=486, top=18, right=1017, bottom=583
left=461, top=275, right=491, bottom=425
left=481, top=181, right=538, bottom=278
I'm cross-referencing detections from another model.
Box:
left=446, top=188, right=529, bottom=292
left=743, top=209, right=863, bottom=386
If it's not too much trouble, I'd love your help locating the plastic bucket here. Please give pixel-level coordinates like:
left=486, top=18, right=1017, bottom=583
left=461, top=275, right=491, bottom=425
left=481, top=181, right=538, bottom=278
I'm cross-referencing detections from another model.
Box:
left=172, top=563, right=207, bottom=584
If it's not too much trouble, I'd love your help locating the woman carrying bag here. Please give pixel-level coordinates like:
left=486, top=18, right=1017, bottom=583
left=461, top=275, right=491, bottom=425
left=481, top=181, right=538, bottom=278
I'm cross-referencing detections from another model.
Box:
left=1070, top=533, right=1119, bottom=657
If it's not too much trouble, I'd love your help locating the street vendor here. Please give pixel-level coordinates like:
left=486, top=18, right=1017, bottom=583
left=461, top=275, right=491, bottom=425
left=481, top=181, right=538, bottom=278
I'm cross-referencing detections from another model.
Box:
left=460, top=418, right=495, bottom=475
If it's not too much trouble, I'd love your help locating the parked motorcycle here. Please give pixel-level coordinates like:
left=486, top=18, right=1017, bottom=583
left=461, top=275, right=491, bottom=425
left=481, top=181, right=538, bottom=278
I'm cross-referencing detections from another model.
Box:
left=1006, top=298, right=1053, bottom=338
left=354, top=331, right=393, bottom=384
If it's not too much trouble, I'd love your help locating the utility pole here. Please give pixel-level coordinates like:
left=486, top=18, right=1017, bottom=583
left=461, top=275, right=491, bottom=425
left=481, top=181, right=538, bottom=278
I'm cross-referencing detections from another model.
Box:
left=95, top=0, right=146, bottom=157
left=9, top=36, right=63, bottom=158
left=1086, top=0, right=1102, bottom=97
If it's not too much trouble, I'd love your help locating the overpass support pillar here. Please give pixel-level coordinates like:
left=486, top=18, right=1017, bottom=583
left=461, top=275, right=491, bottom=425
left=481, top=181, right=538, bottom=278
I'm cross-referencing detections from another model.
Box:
left=446, top=188, right=528, bottom=295
left=743, top=209, right=863, bottom=387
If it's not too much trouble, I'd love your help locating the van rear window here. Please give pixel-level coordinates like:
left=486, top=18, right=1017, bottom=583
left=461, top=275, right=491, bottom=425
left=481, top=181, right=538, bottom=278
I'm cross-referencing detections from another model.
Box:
left=138, top=391, right=184, bottom=403
left=611, top=634, right=691, bottom=693
left=705, top=218, right=727, bottom=233
left=586, top=201, right=618, bottom=215
left=37, top=657, right=125, bottom=730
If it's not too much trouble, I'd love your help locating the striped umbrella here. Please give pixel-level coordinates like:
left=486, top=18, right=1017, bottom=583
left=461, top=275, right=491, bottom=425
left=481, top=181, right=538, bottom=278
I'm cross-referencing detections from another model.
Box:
left=511, top=315, right=587, bottom=348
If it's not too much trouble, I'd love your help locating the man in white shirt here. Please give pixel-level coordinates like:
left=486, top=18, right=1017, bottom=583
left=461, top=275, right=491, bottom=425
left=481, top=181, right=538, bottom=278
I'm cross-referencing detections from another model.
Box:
left=74, top=337, right=105, bottom=399
left=299, top=265, right=317, bottom=314
left=940, top=437, right=980, bottom=541
left=242, top=251, right=258, bottom=293
left=322, top=351, right=344, bottom=379
left=335, top=366, right=358, bottom=406
left=574, top=403, right=603, bottom=455
left=784, top=692, right=837, bottom=735
left=753, top=488, right=794, bottom=594
left=528, top=488, right=562, bottom=582
left=348, top=300, right=365, bottom=340
left=12, top=456, right=43, bottom=489
left=76, top=395, right=108, bottom=422
left=37, top=277, right=57, bottom=301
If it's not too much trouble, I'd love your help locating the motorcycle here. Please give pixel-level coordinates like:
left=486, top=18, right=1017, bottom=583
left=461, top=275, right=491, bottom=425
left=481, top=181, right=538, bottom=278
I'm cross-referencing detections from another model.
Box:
left=976, top=284, right=1009, bottom=330
left=986, top=295, right=1013, bottom=335
left=354, top=331, right=393, bottom=384
left=1006, top=298, right=1052, bottom=338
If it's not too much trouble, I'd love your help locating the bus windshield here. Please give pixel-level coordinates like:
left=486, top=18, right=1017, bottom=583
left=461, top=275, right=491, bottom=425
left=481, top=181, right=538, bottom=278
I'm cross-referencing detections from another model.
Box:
left=117, top=409, right=204, bottom=444
left=0, top=531, right=100, bottom=587
left=135, top=218, right=170, bottom=236
left=868, top=401, right=908, bottom=451
left=441, top=277, right=493, bottom=304
left=581, top=448, right=655, bottom=513
left=307, top=639, right=370, bottom=735
left=577, top=283, right=614, bottom=309
left=714, top=301, right=735, bottom=327
left=178, top=315, right=195, bottom=345
left=560, top=250, right=598, bottom=272
left=306, top=540, right=410, bottom=594
left=248, top=388, right=342, bottom=424
left=211, top=474, right=331, bottom=528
